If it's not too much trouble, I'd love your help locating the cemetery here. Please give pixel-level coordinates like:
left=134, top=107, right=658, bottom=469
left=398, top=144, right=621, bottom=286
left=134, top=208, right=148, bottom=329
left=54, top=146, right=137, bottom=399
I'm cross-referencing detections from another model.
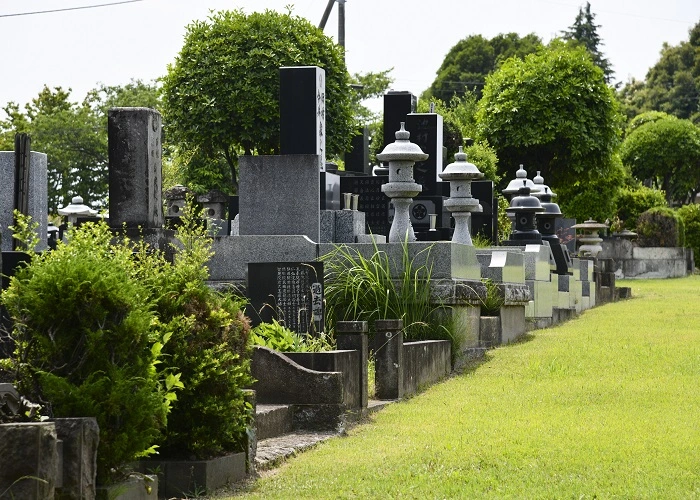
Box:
left=0, top=63, right=697, bottom=500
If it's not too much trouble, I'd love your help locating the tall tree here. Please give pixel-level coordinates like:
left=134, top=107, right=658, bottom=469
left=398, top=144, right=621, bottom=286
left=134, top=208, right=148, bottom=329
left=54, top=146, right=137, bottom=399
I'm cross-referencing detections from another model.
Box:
left=162, top=9, right=354, bottom=193
left=561, top=2, right=614, bottom=83
left=476, top=43, right=624, bottom=222
left=617, top=20, right=700, bottom=123
left=426, top=33, right=542, bottom=102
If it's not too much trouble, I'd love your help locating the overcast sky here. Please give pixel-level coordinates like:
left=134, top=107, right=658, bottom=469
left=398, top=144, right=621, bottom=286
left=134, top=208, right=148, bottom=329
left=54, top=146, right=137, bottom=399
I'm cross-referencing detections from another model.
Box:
left=1, top=0, right=699, bottom=111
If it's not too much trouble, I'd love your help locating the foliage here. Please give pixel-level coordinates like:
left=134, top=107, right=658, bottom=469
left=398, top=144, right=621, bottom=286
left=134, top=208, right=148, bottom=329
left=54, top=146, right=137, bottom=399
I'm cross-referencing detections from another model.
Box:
left=322, top=242, right=456, bottom=348
left=8, top=209, right=40, bottom=252
left=140, top=202, right=254, bottom=459
left=162, top=9, right=354, bottom=192
left=477, top=43, right=623, bottom=198
left=620, top=112, right=700, bottom=204
left=617, top=20, right=700, bottom=123
left=242, top=276, right=700, bottom=498
left=349, top=69, right=394, bottom=125
left=635, top=207, right=685, bottom=247
left=613, top=185, right=667, bottom=230
left=0, top=222, right=172, bottom=484
left=426, top=33, right=542, bottom=102
left=479, top=279, right=504, bottom=317
left=560, top=1, right=613, bottom=82
left=250, top=319, right=334, bottom=353
left=0, top=81, right=161, bottom=213
left=677, top=203, right=700, bottom=264
left=497, top=195, right=512, bottom=244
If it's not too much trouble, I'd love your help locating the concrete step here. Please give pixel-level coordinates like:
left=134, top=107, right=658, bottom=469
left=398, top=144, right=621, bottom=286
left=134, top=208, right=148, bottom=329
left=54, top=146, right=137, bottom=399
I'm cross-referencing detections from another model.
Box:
left=255, top=430, right=338, bottom=470
left=256, top=404, right=293, bottom=441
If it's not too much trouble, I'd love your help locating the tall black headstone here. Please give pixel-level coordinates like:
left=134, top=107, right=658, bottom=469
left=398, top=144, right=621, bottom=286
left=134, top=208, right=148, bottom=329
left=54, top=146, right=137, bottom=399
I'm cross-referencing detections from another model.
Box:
left=405, top=113, right=443, bottom=197
left=280, top=66, right=326, bottom=171
left=339, top=176, right=390, bottom=237
left=247, top=262, right=324, bottom=335
left=345, top=126, right=370, bottom=174
left=382, top=91, right=416, bottom=152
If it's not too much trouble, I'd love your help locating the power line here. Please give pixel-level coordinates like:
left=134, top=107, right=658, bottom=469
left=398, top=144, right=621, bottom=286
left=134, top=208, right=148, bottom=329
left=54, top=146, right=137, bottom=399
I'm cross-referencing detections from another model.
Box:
left=0, top=0, right=145, bottom=18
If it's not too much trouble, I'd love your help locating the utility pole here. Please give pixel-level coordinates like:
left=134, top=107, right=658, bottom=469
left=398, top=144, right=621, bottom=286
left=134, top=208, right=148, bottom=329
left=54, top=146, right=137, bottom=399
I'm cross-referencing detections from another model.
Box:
left=318, top=0, right=346, bottom=50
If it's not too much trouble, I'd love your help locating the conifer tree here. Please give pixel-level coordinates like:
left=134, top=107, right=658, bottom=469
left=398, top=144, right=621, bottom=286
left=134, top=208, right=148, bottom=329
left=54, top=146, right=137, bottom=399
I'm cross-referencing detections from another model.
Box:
left=562, top=2, right=614, bottom=83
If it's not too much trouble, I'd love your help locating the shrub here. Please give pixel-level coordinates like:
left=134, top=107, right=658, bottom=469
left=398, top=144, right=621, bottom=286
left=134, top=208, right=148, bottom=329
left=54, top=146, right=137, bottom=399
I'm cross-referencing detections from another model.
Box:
left=614, top=185, right=667, bottom=230
left=677, top=204, right=700, bottom=264
left=142, top=204, right=254, bottom=459
left=1, top=222, right=172, bottom=484
left=250, top=319, right=334, bottom=353
left=636, top=207, right=685, bottom=247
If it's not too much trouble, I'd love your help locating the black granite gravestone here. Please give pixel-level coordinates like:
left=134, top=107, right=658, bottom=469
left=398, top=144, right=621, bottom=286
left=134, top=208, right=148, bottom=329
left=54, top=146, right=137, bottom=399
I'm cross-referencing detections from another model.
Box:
left=345, top=127, right=370, bottom=174
left=405, top=113, right=443, bottom=197
left=339, top=176, right=390, bottom=237
left=382, top=91, right=416, bottom=152
left=280, top=66, right=325, bottom=171
left=247, top=262, right=324, bottom=335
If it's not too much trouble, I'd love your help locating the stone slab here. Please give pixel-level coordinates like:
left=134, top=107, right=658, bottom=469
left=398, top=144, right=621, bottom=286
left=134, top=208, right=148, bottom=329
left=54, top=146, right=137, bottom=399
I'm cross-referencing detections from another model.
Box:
left=402, top=340, right=451, bottom=397
left=239, top=154, right=321, bottom=242
left=523, top=244, right=553, bottom=281
left=53, top=417, right=99, bottom=500
left=0, top=151, right=48, bottom=252
left=0, top=422, right=58, bottom=499
left=525, top=278, right=554, bottom=319
left=320, top=210, right=335, bottom=243
left=475, top=248, right=525, bottom=283
left=500, top=305, right=526, bottom=344
left=335, top=210, right=366, bottom=243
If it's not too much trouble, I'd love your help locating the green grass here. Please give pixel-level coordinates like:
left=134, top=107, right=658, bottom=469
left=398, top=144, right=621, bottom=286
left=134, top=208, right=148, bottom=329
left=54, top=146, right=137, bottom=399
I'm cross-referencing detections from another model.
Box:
left=231, top=276, right=700, bottom=498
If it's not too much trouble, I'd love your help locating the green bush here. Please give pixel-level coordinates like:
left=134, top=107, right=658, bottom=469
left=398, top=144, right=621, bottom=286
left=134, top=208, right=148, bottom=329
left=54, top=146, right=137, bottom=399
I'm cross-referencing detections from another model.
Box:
left=142, top=204, right=254, bottom=460
left=677, top=204, right=700, bottom=264
left=614, top=185, right=667, bottom=230
left=1, top=222, right=172, bottom=484
left=636, top=207, right=685, bottom=247
left=250, top=319, right=334, bottom=353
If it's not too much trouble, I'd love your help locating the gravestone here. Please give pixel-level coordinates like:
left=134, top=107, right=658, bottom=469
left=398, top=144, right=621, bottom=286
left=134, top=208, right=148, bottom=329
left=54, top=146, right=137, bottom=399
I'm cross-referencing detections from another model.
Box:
left=280, top=66, right=326, bottom=172
left=239, top=154, right=321, bottom=242
left=108, top=107, right=163, bottom=230
left=339, top=175, right=390, bottom=237
left=247, top=262, right=324, bottom=335
left=382, top=91, right=416, bottom=152
left=405, top=113, right=443, bottom=197
left=0, top=150, right=48, bottom=252
left=345, top=126, right=370, bottom=174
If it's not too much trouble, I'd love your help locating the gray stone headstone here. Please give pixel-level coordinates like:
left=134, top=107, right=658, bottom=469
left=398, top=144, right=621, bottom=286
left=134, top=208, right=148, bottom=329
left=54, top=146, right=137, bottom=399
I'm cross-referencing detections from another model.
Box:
left=239, top=154, right=321, bottom=242
left=0, top=151, right=48, bottom=251
left=108, top=107, right=163, bottom=229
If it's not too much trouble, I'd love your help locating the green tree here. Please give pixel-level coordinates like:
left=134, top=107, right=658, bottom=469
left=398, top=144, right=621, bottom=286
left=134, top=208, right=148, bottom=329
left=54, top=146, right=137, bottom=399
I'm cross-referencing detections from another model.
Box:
left=0, top=81, right=161, bottom=213
left=476, top=43, right=622, bottom=220
left=162, top=9, right=354, bottom=193
left=349, top=69, right=393, bottom=125
left=426, top=33, right=542, bottom=102
left=561, top=1, right=613, bottom=82
left=620, top=113, right=700, bottom=204
left=617, top=21, right=700, bottom=123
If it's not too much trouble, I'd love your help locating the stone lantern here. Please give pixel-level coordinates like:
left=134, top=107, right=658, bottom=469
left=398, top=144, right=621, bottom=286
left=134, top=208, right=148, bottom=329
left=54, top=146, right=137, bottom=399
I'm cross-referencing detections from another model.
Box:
left=377, top=123, right=427, bottom=242
left=572, top=219, right=609, bottom=257
left=503, top=181, right=545, bottom=245
left=57, top=195, right=97, bottom=226
left=438, top=146, right=483, bottom=245
left=502, top=164, right=541, bottom=200
left=532, top=171, right=554, bottom=200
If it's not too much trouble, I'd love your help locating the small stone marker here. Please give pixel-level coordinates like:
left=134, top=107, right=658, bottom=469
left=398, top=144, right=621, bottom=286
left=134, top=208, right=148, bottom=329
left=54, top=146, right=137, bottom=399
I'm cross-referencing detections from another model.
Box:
left=247, top=262, right=324, bottom=335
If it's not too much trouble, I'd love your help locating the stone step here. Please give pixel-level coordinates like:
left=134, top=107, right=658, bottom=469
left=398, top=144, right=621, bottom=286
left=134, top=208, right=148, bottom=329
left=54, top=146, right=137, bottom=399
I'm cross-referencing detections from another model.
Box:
left=255, top=431, right=339, bottom=470
left=256, top=404, right=294, bottom=441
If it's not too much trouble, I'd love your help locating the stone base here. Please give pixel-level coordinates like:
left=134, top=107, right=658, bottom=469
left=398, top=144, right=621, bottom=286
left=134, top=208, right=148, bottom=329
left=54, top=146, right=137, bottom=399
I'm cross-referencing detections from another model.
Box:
left=479, top=316, right=500, bottom=347
left=96, top=474, right=157, bottom=500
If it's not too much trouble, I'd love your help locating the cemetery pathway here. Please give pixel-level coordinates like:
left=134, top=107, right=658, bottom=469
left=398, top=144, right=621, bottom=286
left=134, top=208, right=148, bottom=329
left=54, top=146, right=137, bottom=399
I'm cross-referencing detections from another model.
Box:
left=217, top=276, right=700, bottom=499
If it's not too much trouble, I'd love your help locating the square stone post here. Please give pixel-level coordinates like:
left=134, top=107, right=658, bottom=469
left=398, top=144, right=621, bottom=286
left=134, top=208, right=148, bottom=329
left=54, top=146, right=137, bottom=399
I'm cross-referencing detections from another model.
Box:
left=336, top=321, right=368, bottom=408
left=108, top=107, right=163, bottom=230
left=373, top=319, right=404, bottom=400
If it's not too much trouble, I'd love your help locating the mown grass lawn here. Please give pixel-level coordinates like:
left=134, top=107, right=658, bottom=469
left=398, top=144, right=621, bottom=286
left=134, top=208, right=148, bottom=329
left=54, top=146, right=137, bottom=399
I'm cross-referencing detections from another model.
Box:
left=232, top=276, right=700, bottom=498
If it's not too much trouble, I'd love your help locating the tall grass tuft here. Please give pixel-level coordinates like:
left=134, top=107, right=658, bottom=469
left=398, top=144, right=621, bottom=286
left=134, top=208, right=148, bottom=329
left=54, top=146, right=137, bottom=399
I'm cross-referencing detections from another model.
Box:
left=322, top=241, right=455, bottom=347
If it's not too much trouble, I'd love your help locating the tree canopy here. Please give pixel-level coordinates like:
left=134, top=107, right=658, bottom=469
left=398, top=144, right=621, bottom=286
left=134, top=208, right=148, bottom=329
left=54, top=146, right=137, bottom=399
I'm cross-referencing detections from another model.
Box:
left=0, top=81, right=160, bottom=213
left=426, top=33, right=542, bottom=102
left=561, top=1, right=613, bottom=82
left=476, top=43, right=624, bottom=221
left=618, top=20, right=700, bottom=123
left=162, top=9, right=354, bottom=193
left=620, top=112, right=700, bottom=204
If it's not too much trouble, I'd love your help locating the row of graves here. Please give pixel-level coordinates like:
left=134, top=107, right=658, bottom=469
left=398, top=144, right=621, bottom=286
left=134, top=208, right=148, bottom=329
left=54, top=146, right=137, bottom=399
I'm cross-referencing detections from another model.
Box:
left=0, top=67, right=627, bottom=495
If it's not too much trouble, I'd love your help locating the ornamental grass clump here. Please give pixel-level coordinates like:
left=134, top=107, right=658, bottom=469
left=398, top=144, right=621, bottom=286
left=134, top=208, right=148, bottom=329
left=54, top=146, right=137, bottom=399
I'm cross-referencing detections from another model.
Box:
left=322, top=242, right=455, bottom=347
left=0, top=221, right=173, bottom=484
